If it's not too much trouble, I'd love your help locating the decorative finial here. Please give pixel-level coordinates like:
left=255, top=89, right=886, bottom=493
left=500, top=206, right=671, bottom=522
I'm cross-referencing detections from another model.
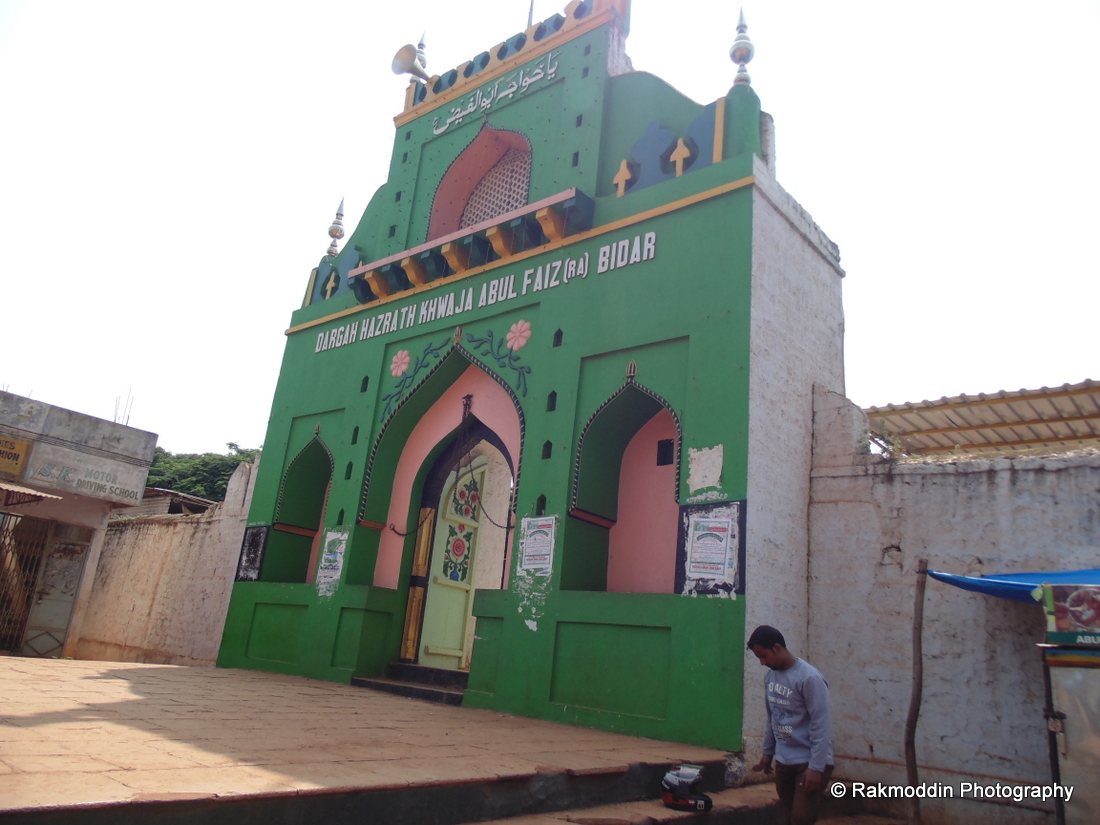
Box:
left=626, top=360, right=637, bottom=380
left=730, top=9, right=754, bottom=87
left=326, top=198, right=345, bottom=257
left=416, top=33, right=427, bottom=70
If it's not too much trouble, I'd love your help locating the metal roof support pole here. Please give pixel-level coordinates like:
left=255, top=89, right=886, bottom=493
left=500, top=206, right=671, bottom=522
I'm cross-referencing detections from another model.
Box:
left=905, top=558, right=928, bottom=825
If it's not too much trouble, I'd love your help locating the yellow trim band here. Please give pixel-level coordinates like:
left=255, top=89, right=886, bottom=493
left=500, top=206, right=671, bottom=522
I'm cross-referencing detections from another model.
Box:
left=713, top=97, right=726, bottom=164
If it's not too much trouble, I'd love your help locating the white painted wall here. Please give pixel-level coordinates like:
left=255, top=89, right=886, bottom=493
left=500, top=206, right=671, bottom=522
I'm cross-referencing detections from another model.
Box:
left=809, top=386, right=1100, bottom=824
left=744, top=154, right=846, bottom=758
left=73, top=458, right=257, bottom=665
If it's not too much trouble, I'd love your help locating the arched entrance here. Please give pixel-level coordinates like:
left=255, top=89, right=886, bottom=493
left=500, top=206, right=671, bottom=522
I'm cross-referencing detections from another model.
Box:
left=365, top=358, right=522, bottom=675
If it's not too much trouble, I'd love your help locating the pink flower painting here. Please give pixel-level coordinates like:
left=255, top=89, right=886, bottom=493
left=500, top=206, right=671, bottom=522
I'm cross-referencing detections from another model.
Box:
left=390, top=350, right=411, bottom=377
left=450, top=537, right=467, bottom=559
left=506, top=320, right=532, bottom=351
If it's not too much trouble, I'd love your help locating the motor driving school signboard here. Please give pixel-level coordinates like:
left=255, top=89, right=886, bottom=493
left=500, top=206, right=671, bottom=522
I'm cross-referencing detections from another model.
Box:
left=1043, top=583, right=1100, bottom=647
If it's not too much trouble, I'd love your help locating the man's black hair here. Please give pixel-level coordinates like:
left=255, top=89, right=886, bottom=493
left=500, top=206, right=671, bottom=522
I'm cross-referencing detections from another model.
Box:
left=746, top=625, right=786, bottom=651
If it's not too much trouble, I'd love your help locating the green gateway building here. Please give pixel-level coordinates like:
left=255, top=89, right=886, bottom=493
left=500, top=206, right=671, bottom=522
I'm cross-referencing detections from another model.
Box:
left=219, top=0, right=845, bottom=755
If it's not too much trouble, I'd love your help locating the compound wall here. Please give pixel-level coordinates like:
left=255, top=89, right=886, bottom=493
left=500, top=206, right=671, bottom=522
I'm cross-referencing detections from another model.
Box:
left=809, top=387, right=1099, bottom=824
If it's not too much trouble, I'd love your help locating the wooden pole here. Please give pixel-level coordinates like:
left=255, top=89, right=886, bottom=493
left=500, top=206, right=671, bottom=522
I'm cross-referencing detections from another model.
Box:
left=905, top=558, right=928, bottom=825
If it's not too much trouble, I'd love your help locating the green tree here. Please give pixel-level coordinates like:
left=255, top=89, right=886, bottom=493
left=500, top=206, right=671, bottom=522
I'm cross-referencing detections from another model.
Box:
left=146, top=443, right=259, bottom=501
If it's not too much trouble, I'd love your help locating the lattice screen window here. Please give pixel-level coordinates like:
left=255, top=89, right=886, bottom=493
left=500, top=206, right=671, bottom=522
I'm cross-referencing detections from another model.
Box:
left=459, top=148, right=531, bottom=228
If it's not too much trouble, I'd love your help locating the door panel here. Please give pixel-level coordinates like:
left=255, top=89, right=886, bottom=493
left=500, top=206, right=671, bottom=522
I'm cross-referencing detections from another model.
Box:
left=20, top=524, right=92, bottom=658
left=419, top=465, right=484, bottom=669
left=399, top=508, right=436, bottom=661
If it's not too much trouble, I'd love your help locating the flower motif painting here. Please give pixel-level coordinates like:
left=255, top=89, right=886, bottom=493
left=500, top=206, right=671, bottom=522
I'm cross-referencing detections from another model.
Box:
left=453, top=475, right=480, bottom=521
left=450, top=536, right=467, bottom=559
left=506, top=320, right=532, bottom=351
left=444, top=523, right=473, bottom=581
left=464, top=323, right=532, bottom=397
left=390, top=350, right=411, bottom=377
left=380, top=338, right=448, bottom=420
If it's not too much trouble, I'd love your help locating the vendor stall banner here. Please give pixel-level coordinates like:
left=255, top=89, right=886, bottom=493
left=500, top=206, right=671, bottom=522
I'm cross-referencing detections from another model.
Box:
left=1044, top=584, right=1100, bottom=647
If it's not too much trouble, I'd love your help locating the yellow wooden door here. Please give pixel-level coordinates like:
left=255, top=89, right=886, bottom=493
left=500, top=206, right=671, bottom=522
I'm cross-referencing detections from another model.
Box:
left=418, top=461, right=485, bottom=670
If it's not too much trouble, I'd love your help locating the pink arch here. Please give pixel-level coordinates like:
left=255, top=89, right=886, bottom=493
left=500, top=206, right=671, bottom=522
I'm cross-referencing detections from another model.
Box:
left=374, top=364, right=522, bottom=589
left=607, top=410, right=679, bottom=593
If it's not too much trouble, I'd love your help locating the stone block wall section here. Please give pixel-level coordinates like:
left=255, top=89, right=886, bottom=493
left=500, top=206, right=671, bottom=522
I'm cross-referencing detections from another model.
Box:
left=73, top=458, right=258, bottom=666
left=743, top=154, right=846, bottom=761
left=809, top=386, right=1100, bottom=825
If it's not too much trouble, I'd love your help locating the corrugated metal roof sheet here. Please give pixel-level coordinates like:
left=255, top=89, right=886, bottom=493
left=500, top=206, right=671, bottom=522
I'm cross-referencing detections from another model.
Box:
left=109, top=487, right=217, bottom=519
left=863, top=378, right=1100, bottom=457
left=143, top=487, right=216, bottom=507
left=0, top=480, right=64, bottom=507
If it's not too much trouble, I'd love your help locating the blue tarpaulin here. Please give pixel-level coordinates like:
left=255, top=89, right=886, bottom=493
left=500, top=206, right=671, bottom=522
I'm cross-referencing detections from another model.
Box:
left=928, top=569, right=1100, bottom=603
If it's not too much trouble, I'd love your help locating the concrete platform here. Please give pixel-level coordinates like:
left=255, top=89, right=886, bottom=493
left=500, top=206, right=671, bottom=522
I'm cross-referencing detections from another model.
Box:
left=0, top=657, right=739, bottom=824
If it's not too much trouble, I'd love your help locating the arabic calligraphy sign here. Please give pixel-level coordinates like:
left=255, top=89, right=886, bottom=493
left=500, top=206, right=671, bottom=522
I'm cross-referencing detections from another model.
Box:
left=432, top=51, right=560, bottom=136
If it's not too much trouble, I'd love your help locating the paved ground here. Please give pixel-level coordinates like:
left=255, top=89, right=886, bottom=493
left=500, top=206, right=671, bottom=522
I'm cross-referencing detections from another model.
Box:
left=0, top=657, right=731, bottom=817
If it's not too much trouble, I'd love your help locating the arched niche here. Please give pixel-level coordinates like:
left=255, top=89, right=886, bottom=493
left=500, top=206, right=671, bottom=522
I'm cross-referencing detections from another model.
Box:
left=607, top=409, right=679, bottom=593
left=265, top=437, right=333, bottom=583
left=565, top=381, right=681, bottom=592
left=428, top=125, right=531, bottom=241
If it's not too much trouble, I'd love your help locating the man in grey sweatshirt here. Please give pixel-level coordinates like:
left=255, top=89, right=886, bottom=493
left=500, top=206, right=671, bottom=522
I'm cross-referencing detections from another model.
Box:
left=748, top=625, right=834, bottom=825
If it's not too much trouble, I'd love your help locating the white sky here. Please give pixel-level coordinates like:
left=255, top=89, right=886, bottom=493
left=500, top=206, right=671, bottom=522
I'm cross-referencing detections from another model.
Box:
left=2, top=0, right=1097, bottom=454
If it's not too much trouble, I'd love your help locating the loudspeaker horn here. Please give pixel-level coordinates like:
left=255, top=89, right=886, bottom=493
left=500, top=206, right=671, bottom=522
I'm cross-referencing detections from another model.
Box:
left=392, top=44, right=429, bottom=82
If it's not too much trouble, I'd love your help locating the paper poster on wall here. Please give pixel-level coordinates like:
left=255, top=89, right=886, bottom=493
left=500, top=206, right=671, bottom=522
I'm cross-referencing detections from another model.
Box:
left=316, top=528, right=349, bottom=596
left=235, top=526, right=269, bottom=582
left=520, top=515, right=556, bottom=573
left=677, top=501, right=744, bottom=597
left=687, top=517, right=732, bottom=577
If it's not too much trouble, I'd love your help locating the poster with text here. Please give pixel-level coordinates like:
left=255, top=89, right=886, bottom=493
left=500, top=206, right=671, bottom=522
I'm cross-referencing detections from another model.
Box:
left=687, top=517, right=732, bottom=578
left=520, top=516, right=556, bottom=573
left=316, top=528, right=348, bottom=596
left=678, top=501, right=744, bottom=597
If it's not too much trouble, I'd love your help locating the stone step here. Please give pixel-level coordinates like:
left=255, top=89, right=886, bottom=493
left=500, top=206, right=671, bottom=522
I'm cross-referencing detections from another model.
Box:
left=386, top=661, right=470, bottom=690
left=351, top=674, right=466, bottom=705
left=352, top=662, right=471, bottom=705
